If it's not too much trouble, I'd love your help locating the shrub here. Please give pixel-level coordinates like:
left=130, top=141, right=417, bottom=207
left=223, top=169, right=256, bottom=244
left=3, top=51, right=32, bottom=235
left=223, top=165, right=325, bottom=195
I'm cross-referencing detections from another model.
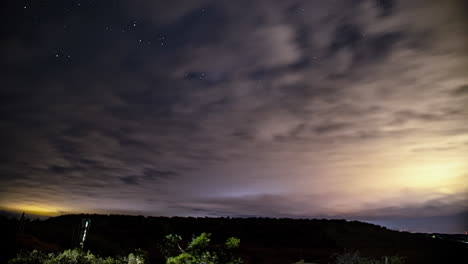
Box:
left=332, top=251, right=405, bottom=264
left=8, top=250, right=47, bottom=264
left=162, top=233, right=243, bottom=264
left=8, top=248, right=146, bottom=264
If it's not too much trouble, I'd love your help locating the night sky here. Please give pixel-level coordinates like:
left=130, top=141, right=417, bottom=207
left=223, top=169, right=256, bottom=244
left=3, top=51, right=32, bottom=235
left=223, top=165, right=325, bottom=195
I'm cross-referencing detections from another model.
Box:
left=1, top=0, right=467, bottom=234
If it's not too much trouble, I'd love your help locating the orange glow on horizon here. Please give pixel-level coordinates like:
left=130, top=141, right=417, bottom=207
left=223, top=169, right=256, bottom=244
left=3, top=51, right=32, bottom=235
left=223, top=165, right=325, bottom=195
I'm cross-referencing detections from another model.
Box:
left=0, top=203, right=71, bottom=216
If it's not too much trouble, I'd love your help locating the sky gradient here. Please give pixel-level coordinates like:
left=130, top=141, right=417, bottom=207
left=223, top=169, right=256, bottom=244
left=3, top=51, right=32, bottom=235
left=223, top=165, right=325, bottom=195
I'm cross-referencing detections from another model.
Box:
left=0, top=0, right=467, bottom=233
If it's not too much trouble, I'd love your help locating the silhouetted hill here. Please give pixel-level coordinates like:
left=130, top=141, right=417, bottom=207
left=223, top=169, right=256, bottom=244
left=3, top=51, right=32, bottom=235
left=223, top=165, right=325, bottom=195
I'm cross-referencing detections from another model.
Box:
left=1, top=214, right=467, bottom=264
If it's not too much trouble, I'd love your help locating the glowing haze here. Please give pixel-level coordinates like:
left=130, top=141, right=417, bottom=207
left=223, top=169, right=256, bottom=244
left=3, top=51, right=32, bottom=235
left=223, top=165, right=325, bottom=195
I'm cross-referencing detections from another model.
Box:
left=0, top=0, right=467, bottom=233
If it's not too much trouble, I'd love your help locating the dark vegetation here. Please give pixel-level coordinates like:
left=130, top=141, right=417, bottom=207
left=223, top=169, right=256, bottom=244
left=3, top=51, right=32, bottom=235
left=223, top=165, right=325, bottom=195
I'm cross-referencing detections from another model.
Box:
left=1, top=214, right=467, bottom=264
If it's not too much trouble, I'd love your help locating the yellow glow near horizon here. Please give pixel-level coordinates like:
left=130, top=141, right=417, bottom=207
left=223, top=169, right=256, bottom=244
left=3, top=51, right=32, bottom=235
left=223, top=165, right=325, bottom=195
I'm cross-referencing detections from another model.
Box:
left=395, top=161, right=466, bottom=191
left=298, top=145, right=468, bottom=213
left=0, top=203, right=70, bottom=216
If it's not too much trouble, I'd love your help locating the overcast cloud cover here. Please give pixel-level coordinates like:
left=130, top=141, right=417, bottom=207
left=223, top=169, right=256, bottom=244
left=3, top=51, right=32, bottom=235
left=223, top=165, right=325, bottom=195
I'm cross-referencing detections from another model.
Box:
left=0, top=0, right=467, bottom=233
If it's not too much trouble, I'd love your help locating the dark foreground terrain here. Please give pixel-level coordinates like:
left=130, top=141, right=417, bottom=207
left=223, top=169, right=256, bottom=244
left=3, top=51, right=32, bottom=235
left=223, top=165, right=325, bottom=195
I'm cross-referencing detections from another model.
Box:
left=1, top=214, right=467, bottom=264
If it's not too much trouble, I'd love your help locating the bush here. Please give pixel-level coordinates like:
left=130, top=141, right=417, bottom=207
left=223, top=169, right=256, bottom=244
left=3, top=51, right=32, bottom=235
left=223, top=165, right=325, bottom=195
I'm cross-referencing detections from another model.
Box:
left=332, top=251, right=405, bottom=264
left=162, top=233, right=243, bottom=264
left=8, top=249, right=146, bottom=264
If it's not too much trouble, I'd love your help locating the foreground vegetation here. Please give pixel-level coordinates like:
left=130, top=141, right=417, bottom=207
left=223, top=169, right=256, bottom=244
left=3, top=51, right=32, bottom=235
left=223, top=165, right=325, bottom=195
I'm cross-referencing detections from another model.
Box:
left=8, top=249, right=142, bottom=264
left=332, top=251, right=405, bottom=264
left=8, top=235, right=406, bottom=264
left=162, top=233, right=242, bottom=264
left=9, top=249, right=406, bottom=264
left=8, top=249, right=147, bottom=264
left=8, top=233, right=242, bottom=264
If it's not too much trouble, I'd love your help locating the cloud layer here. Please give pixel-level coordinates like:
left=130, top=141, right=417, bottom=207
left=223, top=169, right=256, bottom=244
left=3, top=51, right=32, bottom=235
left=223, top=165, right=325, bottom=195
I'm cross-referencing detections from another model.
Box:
left=0, top=0, right=467, bottom=233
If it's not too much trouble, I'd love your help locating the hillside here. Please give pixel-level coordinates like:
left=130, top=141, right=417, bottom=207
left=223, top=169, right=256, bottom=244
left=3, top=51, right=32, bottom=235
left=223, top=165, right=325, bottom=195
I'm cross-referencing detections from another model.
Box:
left=1, top=214, right=467, bottom=264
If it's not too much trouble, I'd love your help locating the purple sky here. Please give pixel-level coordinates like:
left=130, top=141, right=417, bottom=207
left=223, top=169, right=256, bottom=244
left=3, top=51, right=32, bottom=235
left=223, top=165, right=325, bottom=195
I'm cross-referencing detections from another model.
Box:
left=0, top=0, right=467, bottom=233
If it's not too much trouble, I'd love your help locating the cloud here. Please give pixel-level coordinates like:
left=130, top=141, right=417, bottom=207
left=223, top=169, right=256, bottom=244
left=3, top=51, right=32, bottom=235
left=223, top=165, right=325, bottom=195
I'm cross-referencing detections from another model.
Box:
left=142, top=169, right=178, bottom=181
left=119, top=176, right=139, bottom=185
left=374, top=0, right=396, bottom=17
left=314, top=122, right=351, bottom=135
left=348, top=192, right=468, bottom=219
left=166, top=189, right=468, bottom=226
left=452, top=85, right=468, bottom=96
left=123, top=0, right=211, bottom=24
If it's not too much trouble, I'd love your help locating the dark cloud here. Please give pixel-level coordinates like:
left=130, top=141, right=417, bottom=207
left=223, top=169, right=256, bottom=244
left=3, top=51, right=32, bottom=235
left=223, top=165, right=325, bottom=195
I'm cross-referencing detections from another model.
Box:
left=119, top=176, right=139, bottom=185
left=353, top=195, right=468, bottom=233
left=358, top=32, right=403, bottom=62
left=123, top=0, right=210, bottom=24
left=349, top=193, right=468, bottom=219
left=393, top=110, right=440, bottom=122
left=168, top=190, right=468, bottom=233
left=374, top=0, right=396, bottom=16
left=48, top=165, right=79, bottom=174
left=452, top=85, right=468, bottom=96
left=143, top=169, right=178, bottom=181
left=314, top=123, right=351, bottom=135
left=329, top=24, right=363, bottom=54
